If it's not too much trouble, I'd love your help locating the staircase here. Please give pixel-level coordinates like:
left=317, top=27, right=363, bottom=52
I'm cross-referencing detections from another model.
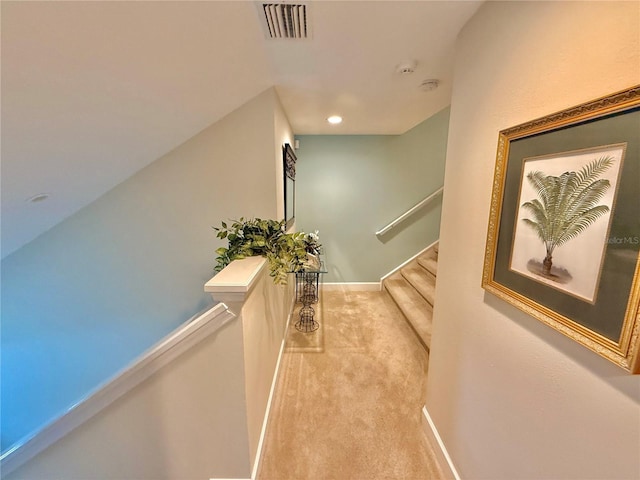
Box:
left=383, top=243, right=438, bottom=351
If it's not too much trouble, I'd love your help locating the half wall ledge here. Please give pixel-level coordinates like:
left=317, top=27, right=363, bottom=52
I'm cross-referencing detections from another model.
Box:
left=205, top=256, right=268, bottom=305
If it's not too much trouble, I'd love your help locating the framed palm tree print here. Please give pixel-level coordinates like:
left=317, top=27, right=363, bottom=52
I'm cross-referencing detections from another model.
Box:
left=482, top=85, right=640, bottom=373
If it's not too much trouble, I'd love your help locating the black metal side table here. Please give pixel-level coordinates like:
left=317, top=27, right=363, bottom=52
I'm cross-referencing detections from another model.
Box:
left=293, top=261, right=326, bottom=333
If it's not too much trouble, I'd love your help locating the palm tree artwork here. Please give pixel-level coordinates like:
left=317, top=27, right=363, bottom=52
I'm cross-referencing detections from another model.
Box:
left=520, top=156, right=613, bottom=281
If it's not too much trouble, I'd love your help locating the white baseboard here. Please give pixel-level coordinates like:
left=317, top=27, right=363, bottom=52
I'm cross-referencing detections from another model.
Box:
left=321, top=282, right=380, bottom=291
left=380, top=239, right=439, bottom=284
left=421, top=405, right=461, bottom=480
left=250, top=292, right=295, bottom=480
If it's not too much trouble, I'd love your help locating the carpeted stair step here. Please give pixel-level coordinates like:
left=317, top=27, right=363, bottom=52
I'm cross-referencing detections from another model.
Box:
left=401, top=263, right=436, bottom=306
left=417, top=252, right=438, bottom=277
left=384, top=273, right=433, bottom=350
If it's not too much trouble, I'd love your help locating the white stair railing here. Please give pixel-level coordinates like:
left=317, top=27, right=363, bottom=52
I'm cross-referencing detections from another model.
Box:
left=376, top=186, right=444, bottom=237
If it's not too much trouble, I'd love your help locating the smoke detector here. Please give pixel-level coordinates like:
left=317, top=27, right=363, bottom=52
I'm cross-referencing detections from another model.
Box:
left=396, top=61, right=417, bottom=75
left=420, top=79, right=440, bottom=92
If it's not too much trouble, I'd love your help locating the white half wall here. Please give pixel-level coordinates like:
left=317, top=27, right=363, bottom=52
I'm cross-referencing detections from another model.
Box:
left=4, top=316, right=252, bottom=480
left=237, top=264, right=294, bottom=469
left=428, top=2, right=640, bottom=479
left=6, top=255, right=296, bottom=480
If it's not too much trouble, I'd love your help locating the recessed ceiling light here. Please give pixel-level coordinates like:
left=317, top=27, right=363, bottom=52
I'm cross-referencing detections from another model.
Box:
left=327, top=115, right=343, bottom=125
left=26, top=193, right=50, bottom=203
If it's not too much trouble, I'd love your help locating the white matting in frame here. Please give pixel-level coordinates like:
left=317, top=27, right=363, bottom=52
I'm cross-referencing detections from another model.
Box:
left=509, top=143, right=626, bottom=304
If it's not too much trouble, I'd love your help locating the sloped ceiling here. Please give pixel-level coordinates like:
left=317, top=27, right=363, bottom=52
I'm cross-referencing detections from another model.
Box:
left=1, top=1, right=482, bottom=258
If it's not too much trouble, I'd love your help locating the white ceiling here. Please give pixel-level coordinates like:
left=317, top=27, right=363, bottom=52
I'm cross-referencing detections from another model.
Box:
left=1, top=1, right=482, bottom=258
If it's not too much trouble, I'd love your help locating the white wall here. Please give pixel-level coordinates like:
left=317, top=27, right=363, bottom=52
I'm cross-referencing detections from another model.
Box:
left=428, top=2, right=640, bottom=479
left=274, top=93, right=294, bottom=223
left=1, top=87, right=289, bottom=452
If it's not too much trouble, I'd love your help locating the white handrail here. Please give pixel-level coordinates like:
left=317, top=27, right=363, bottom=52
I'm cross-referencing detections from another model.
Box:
left=0, top=303, right=236, bottom=476
left=376, top=186, right=444, bottom=237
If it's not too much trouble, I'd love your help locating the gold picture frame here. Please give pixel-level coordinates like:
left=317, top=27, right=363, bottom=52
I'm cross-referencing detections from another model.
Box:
left=482, top=85, right=640, bottom=373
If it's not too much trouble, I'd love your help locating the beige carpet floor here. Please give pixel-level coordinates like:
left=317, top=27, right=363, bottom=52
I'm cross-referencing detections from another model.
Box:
left=256, top=290, right=444, bottom=480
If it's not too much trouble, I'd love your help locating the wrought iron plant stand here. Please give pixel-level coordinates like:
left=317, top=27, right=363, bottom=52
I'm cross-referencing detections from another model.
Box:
left=293, top=258, right=325, bottom=333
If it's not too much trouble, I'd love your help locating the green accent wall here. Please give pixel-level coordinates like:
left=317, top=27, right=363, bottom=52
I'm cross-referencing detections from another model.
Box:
left=295, top=107, right=450, bottom=282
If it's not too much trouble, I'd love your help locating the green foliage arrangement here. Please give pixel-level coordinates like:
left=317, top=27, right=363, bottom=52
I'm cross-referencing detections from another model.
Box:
left=521, top=156, right=613, bottom=276
left=213, top=218, right=322, bottom=285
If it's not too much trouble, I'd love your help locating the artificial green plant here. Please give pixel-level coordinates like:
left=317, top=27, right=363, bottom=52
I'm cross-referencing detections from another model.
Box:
left=213, top=218, right=322, bottom=284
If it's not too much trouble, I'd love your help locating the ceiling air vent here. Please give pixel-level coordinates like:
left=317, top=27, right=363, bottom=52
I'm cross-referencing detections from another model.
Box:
left=261, top=3, right=309, bottom=39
